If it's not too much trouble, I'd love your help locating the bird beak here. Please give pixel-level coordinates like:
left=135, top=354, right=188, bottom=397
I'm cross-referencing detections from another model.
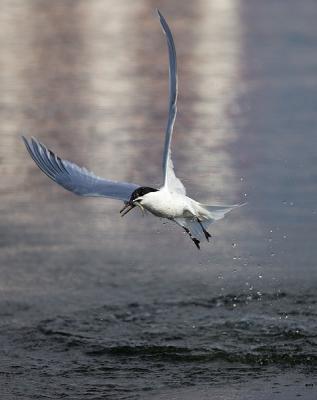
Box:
left=120, top=202, right=135, bottom=217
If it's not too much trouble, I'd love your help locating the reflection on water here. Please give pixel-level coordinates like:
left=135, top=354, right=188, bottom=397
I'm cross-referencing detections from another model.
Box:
left=192, top=0, right=242, bottom=190
left=0, top=0, right=317, bottom=399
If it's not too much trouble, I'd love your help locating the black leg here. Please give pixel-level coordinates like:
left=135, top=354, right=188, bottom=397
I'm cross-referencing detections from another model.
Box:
left=183, top=227, right=200, bottom=250
left=197, top=219, right=211, bottom=241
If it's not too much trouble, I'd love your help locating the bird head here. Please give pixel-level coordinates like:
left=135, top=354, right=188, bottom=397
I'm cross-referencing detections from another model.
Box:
left=120, top=186, right=158, bottom=216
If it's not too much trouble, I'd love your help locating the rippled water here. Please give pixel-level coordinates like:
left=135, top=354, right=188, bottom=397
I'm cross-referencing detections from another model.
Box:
left=0, top=0, right=317, bottom=399
left=1, top=291, right=317, bottom=398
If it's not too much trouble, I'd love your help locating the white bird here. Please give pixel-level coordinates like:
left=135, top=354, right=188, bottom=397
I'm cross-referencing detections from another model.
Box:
left=22, top=10, right=244, bottom=250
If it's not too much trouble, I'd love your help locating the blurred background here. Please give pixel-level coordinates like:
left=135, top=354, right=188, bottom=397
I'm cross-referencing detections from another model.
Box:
left=0, top=0, right=317, bottom=399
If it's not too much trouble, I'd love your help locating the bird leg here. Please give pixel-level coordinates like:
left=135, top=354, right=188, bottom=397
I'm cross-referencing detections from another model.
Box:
left=197, top=219, right=212, bottom=241
left=183, top=226, right=200, bottom=250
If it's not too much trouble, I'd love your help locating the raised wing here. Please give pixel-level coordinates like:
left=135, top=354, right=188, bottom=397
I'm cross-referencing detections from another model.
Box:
left=158, top=10, right=186, bottom=195
left=22, top=136, right=140, bottom=202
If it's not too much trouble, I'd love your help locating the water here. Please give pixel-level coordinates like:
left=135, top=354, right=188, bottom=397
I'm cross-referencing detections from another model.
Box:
left=0, top=0, right=317, bottom=399
left=1, top=291, right=317, bottom=399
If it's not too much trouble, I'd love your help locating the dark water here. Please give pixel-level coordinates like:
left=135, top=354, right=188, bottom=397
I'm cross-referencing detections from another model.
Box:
left=1, top=291, right=317, bottom=399
left=1, top=0, right=317, bottom=399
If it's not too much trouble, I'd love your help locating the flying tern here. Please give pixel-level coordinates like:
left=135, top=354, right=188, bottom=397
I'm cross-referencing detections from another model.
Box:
left=22, top=10, right=244, bottom=249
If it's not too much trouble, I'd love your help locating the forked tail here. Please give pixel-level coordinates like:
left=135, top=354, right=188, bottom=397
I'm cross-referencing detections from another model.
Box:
left=201, top=202, right=246, bottom=222
left=174, top=203, right=246, bottom=249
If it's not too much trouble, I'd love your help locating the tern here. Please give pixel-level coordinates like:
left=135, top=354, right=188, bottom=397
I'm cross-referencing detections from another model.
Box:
left=22, top=10, right=244, bottom=249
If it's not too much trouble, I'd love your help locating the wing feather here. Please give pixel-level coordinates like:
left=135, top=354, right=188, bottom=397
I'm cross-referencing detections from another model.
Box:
left=157, top=10, right=186, bottom=195
left=22, top=136, right=140, bottom=202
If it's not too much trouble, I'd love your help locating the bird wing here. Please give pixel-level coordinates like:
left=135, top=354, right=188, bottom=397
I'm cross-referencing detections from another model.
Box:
left=22, top=136, right=140, bottom=202
left=158, top=10, right=186, bottom=195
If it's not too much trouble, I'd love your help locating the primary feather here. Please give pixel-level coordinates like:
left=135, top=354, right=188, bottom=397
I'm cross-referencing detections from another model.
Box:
left=22, top=136, right=140, bottom=202
left=157, top=10, right=186, bottom=196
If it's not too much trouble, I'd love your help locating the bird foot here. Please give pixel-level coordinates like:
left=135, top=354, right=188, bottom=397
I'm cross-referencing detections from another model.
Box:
left=193, top=238, right=201, bottom=250
left=183, top=226, right=200, bottom=249
left=197, top=219, right=211, bottom=242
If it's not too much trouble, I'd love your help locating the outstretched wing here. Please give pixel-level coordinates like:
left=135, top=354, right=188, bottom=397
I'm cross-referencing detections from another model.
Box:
left=157, top=10, right=186, bottom=195
left=22, top=136, right=140, bottom=202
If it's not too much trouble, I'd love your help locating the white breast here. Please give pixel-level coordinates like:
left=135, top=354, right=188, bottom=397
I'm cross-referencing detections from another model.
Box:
left=140, top=189, right=196, bottom=219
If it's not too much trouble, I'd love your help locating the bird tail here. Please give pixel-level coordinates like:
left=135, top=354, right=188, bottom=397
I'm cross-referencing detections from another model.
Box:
left=175, top=203, right=246, bottom=246
left=199, top=202, right=246, bottom=223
